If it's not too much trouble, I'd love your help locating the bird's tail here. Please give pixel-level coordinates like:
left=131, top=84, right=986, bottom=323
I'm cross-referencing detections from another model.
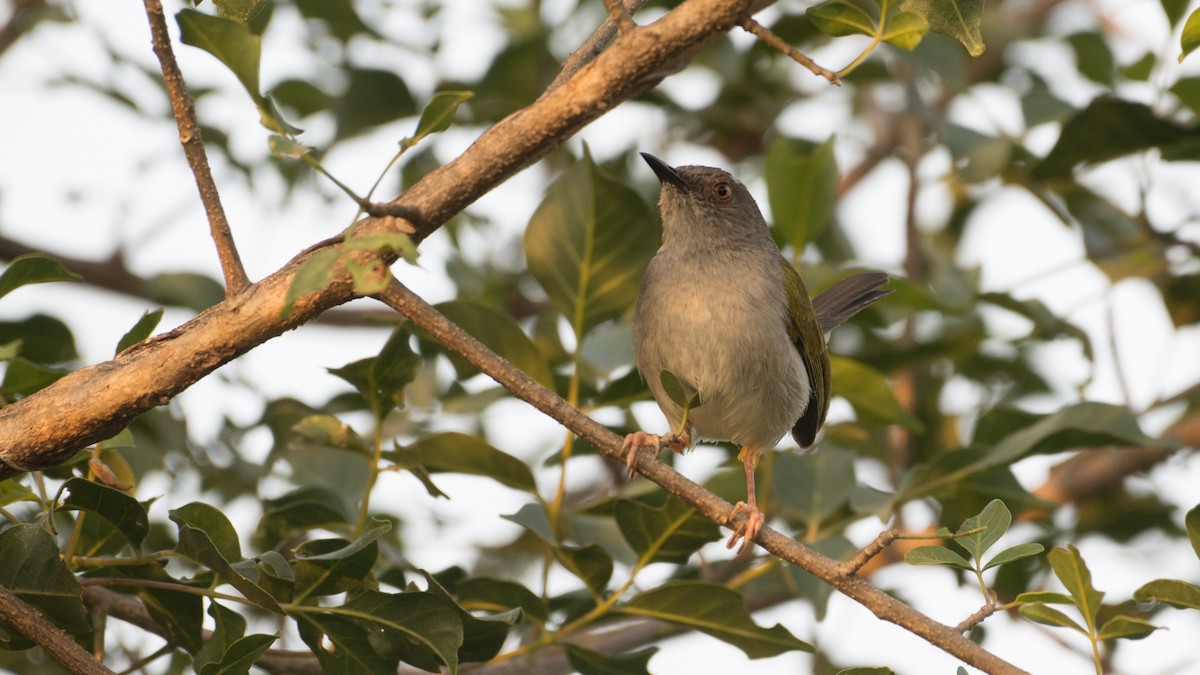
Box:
left=812, top=271, right=891, bottom=334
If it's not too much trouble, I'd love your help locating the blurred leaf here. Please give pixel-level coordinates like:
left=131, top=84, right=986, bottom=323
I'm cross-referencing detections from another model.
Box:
left=294, top=518, right=389, bottom=597
left=901, top=0, right=984, bottom=55
left=329, top=327, right=420, bottom=419
left=983, top=543, right=1044, bottom=571
left=1120, top=52, right=1155, bottom=81
left=766, top=137, right=837, bottom=250
left=621, top=582, right=813, bottom=658
left=1019, top=603, right=1084, bottom=633
left=773, top=448, right=855, bottom=525
left=0, top=254, right=81, bottom=300
left=1163, top=0, right=1190, bottom=26
left=525, top=150, right=658, bottom=338
left=555, top=544, right=613, bottom=596
left=405, top=90, right=474, bottom=149
left=1097, top=615, right=1159, bottom=640
left=257, top=486, right=355, bottom=548
left=615, top=496, right=720, bottom=564
left=116, top=308, right=163, bottom=355
left=420, top=300, right=553, bottom=389
left=656, top=369, right=700, bottom=410
left=60, top=477, right=149, bottom=548
left=0, top=525, right=89, bottom=644
left=294, top=0, right=376, bottom=42
left=272, top=79, right=334, bottom=118
left=881, top=11, right=928, bottom=51
left=336, top=68, right=417, bottom=139
left=388, top=432, right=537, bottom=494
left=502, top=502, right=556, bottom=544
left=1160, top=273, right=1200, bottom=327
left=830, top=356, right=923, bottom=429
left=1133, top=579, right=1200, bottom=610
left=1066, top=33, right=1114, bottom=85
left=564, top=644, right=657, bottom=675
left=953, top=499, right=1010, bottom=562
left=1015, top=591, right=1075, bottom=605
left=981, top=293, right=1094, bottom=362
left=146, top=272, right=226, bottom=312
left=1, top=357, right=69, bottom=397
left=1181, top=8, right=1200, bottom=62
left=939, top=122, right=1012, bottom=183
left=1033, top=98, right=1200, bottom=179
left=806, top=1, right=875, bottom=37
left=967, top=402, right=1160, bottom=474
left=177, top=9, right=261, bottom=103
left=1187, top=503, right=1200, bottom=560
left=837, top=669, right=894, bottom=675
left=904, top=545, right=972, bottom=570
left=1048, top=545, right=1102, bottom=626
left=211, top=0, right=268, bottom=23
left=0, top=315, right=76, bottom=363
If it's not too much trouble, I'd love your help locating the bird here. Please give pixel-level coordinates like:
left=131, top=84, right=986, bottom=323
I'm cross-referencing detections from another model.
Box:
left=623, top=152, right=891, bottom=553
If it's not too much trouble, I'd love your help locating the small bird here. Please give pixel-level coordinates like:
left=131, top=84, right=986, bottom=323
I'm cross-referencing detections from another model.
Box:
left=624, top=153, right=890, bottom=553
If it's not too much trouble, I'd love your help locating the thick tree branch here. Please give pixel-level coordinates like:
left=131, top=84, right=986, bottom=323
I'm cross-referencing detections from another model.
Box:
left=374, top=278, right=1029, bottom=675
left=0, top=0, right=761, bottom=476
left=141, top=0, right=250, bottom=296
left=0, top=585, right=113, bottom=675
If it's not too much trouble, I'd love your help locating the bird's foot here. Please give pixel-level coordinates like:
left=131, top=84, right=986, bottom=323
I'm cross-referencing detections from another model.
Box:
left=621, top=431, right=663, bottom=479
left=725, top=501, right=764, bottom=554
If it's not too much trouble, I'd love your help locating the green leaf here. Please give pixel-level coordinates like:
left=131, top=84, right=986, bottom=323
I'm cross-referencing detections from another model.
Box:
left=456, top=577, right=549, bottom=624
left=335, top=68, right=416, bottom=138
left=524, top=150, right=658, bottom=338
left=953, top=499, right=1010, bottom=562
left=196, top=601, right=248, bottom=673
left=881, top=11, right=929, bottom=51
left=622, top=582, right=813, bottom=658
left=294, top=518, right=389, bottom=597
left=658, top=369, right=692, bottom=408
left=904, top=545, right=973, bottom=570
left=199, top=634, right=277, bottom=675
left=171, top=502, right=243, bottom=561
left=60, top=477, right=150, bottom=548
left=405, top=90, right=474, bottom=149
left=176, top=524, right=284, bottom=613
left=256, top=485, right=355, bottom=547
left=900, top=0, right=985, bottom=56
left=967, top=402, right=1160, bottom=474
left=295, top=612, right=396, bottom=674
left=564, top=644, right=657, bottom=675
left=830, top=356, right=923, bottom=430
left=773, top=448, right=855, bottom=525
left=1066, top=32, right=1114, bottom=86
left=1019, top=603, right=1085, bottom=633
left=1096, top=615, right=1159, bottom=641
left=983, top=542, right=1045, bottom=571
left=1014, top=592, right=1075, bottom=605
left=0, top=357, right=69, bottom=396
left=554, top=544, right=614, bottom=596
left=388, top=432, right=538, bottom=494
left=283, top=248, right=340, bottom=315
left=211, top=0, right=268, bottom=23
left=1033, top=98, right=1200, bottom=180
left=1181, top=8, right=1200, bottom=62
left=615, top=496, right=720, bottom=564
left=0, top=254, right=81, bottom=300
left=177, top=9, right=262, bottom=104
left=343, top=232, right=417, bottom=263
left=342, top=590, right=463, bottom=673
left=328, top=327, right=421, bottom=419
left=502, top=502, right=556, bottom=544
left=418, top=571, right=520, bottom=664
left=806, top=1, right=875, bottom=37
left=421, top=300, right=554, bottom=389
left=146, top=272, right=226, bottom=312
left=116, top=308, right=164, bottom=355
left=1186, top=503, right=1200, bottom=561
left=766, top=137, right=837, bottom=250
left=1133, top=579, right=1200, bottom=610
left=0, top=525, right=89, bottom=644
left=1047, top=545, right=1103, bottom=627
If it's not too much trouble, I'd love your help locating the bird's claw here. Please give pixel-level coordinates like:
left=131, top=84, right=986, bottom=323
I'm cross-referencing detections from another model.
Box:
left=621, top=431, right=689, bottom=478
left=725, top=501, right=764, bottom=554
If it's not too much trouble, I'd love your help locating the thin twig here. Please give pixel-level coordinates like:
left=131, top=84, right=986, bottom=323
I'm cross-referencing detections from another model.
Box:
left=841, top=528, right=900, bottom=574
left=0, top=584, right=114, bottom=675
left=141, top=0, right=251, bottom=296
left=374, top=277, right=1029, bottom=675
left=740, top=17, right=841, bottom=85
left=955, top=601, right=997, bottom=633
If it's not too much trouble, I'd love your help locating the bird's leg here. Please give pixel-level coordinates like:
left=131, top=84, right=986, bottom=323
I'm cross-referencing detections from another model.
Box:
left=621, top=429, right=691, bottom=479
left=726, top=447, right=764, bottom=553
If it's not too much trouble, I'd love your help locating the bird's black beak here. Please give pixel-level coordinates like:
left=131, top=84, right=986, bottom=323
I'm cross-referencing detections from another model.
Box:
left=640, top=153, right=688, bottom=190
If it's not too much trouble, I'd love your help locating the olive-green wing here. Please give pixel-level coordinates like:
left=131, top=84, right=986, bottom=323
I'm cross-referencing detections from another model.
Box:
left=781, top=260, right=830, bottom=448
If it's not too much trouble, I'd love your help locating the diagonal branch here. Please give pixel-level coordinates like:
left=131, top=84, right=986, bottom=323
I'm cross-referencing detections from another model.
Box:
left=740, top=17, right=840, bottom=85
left=141, top=0, right=250, bottom=296
left=0, top=585, right=114, bottom=675
left=0, top=0, right=765, bottom=477
left=374, top=278, right=1029, bottom=675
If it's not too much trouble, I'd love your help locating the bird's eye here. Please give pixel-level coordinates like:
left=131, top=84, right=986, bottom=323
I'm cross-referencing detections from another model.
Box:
left=713, top=182, right=732, bottom=201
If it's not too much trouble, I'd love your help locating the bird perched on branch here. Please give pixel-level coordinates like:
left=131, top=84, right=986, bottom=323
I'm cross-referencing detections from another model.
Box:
left=624, top=153, right=891, bottom=552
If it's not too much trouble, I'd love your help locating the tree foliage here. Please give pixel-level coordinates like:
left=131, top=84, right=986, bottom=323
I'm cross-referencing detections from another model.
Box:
left=0, top=0, right=1199, bottom=673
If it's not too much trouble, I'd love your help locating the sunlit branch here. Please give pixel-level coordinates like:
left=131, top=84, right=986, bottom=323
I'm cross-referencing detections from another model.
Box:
left=739, top=17, right=841, bottom=85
